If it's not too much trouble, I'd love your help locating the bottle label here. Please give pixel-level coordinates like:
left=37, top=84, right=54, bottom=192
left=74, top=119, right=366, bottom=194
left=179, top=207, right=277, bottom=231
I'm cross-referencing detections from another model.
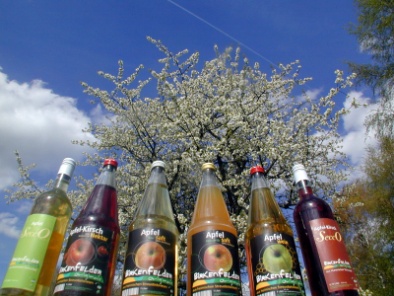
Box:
left=190, top=230, right=241, bottom=295
left=249, top=232, right=305, bottom=295
left=122, top=228, right=176, bottom=295
left=309, top=218, right=359, bottom=292
left=1, top=214, right=56, bottom=291
left=54, top=224, right=117, bottom=295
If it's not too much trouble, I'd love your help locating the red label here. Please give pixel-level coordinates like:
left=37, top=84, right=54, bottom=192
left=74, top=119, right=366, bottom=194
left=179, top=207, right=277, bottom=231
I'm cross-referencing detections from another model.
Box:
left=309, top=218, right=358, bottom=292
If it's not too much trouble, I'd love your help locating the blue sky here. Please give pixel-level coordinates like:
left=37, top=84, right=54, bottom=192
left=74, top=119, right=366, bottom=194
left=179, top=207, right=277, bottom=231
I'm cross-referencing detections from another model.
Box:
left=0, top=0, right=377, bottom=286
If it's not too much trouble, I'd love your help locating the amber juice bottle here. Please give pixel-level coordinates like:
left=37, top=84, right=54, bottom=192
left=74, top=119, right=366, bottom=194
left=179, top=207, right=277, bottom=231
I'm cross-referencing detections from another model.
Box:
left=121, top=160, right=179, bottom=296
left=245, top=165, right=305, bottom=295
left=292, top=163, right=359, bottom=296
left=1, top=158, right=76, bottom=296
left=53, top=159, right=120, bottom=296
left=186, top=163, right=241, bottom=296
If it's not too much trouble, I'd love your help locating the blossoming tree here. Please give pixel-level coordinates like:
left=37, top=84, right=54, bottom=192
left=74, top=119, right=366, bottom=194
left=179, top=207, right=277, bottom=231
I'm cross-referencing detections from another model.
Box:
left=9, top=37, right=357, bottom=293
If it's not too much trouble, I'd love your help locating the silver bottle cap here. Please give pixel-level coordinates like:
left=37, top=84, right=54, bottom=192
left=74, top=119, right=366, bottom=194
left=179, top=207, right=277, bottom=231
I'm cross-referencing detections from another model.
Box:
left=58, top=158, right=76, bottom=177
left=152, top=160, right=166, bottom=170
left=292, top=163, right=309, bottom=184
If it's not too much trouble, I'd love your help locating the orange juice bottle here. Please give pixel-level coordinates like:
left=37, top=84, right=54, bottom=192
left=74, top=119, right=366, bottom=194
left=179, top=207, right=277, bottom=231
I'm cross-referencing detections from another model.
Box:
left=187, top=163, right=241, bottom=296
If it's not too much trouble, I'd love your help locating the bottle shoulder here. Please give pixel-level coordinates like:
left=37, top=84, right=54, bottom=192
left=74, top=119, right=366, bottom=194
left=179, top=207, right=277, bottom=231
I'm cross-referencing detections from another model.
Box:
left=188, top=220, right=237, bottom=237
left=295, top=194, right=331, bottom=208
left=30, top=189, right=72, bottom=216
left=130, top=215, right=179, bottom=235
left=294, top=194, right=335, bottom=220
left=247, top=220, right=293, bottom=234
left=73, top=215, right=120, bottom=232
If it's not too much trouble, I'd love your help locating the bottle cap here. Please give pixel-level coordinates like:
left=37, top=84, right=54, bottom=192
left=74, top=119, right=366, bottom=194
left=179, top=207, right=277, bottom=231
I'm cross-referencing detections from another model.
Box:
left=250, top=165, right=265, bottom=175
left=152, top=160, right=166, bottom=170
left=292, top=163, right=309, bottom=183
left=202, top=163, right=216, bottom=171
left=58, top=158, right=76, bottom=177
left=104, top=158, right=118, bottom=169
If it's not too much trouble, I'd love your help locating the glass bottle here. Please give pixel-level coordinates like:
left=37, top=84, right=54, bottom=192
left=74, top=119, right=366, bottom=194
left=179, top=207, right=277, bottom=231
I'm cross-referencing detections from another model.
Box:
left=53, top=159, right=120, bottom=296
left=292, top=163, right=359, bottom=296
left=121, top=160, right=179, bottom=296
left=0, top=158, right=76, bottom=296
left=245, top=165, right=305, bottom=295
left=187, top=163, right=241, bottom=296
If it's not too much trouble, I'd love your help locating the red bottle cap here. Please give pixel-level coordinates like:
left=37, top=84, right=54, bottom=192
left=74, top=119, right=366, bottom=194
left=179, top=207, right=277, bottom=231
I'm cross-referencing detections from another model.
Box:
left=250, top=165, right=265, bottom=175
left=104, top=158, right=118, bottom=168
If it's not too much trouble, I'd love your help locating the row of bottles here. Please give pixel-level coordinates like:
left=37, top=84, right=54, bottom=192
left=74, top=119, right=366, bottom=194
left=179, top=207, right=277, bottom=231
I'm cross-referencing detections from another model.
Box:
left=0, top=159, right=359, bottom=296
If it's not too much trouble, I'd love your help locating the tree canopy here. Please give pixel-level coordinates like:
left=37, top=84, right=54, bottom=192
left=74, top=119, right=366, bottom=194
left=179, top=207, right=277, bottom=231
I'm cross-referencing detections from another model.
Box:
left=349, top=0, right=394, bottom=138
left=334, top=136, right=394, bottom=295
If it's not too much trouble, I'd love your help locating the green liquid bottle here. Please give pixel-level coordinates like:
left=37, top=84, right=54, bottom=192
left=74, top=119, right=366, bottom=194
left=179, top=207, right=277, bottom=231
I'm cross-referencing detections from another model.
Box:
left=1, top=158, right=76, bottom=296
left=121, top=160, right=179, bottom=296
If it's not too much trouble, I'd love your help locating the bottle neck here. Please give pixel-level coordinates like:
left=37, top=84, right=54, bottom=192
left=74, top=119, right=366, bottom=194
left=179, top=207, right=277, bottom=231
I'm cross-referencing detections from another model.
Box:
left=201, top=169, right=219, bottom=188
left=251, top=172, right=269, bottom=190
left=191, top=168, right=232, bottom=225
left=134, top=166, right=174, bottom=221
left=96, top=165, right=117, bottom=188
left=78, top=164, right=118, bottom=222
left=249, top=172, right=286, bottom=225
left=54, top=173, right=71, bottom=192
left=296, top=179, right=314, bottom=198
left=148, top=166, right=166, bottom=185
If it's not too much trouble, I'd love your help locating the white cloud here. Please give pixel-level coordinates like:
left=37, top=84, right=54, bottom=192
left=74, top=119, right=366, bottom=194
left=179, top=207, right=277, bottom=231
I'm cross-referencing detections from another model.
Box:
left=341, top=91, right=378, bottom=166
left=15, top=200, right=33, bottom=214
left=0, top=212, right=21, bottom=238
left=90, top=104, right=113, bottom=126
left=0, top=69, right=96, bottom=190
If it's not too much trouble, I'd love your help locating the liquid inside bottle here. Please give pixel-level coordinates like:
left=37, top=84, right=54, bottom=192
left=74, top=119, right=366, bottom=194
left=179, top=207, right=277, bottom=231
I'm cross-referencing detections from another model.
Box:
left=186, top=163, right=241, bottom=296
left=292, top=163, right=359, bottom=296
left=245, top=165, right=305, bottom=296
left=122, top=160, right=179, bottom=296
left=53, top=159, right=120, bottom=296
left=0, top=158, right=76, bottom=296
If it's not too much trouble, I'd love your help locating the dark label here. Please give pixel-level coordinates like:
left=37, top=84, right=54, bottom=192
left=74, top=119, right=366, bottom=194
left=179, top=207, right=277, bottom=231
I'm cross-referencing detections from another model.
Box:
left=310, top=218, right=359, bottom=292
left=190, top=230, right=241, bottom=295
left=121, top=228, right=176, bottom=296
left=249, top=232, right=305, bottom=295
left=54, top=225, right=117, bottom=295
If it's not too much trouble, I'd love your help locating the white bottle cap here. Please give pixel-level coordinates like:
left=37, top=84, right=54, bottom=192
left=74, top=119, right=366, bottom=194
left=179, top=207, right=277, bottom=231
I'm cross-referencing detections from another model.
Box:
left=58, top=158, right=76, bottom=177
left=152, top=160, right=166, bottom=170
left=292, top=163, right=309, bottom=184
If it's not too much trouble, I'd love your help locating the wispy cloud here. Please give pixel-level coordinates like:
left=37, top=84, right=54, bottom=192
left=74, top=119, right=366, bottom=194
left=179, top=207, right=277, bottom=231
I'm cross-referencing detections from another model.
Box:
left=15, top=201, right=33, bottom=214
left=0, top=212, right=21, bottom=239
left=341, top=91, right=378, bottom=166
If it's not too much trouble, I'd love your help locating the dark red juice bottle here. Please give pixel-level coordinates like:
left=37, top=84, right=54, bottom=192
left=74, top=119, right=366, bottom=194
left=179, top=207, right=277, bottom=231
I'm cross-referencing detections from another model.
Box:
left=54, top=159, right=120, bottom=296
left=292, top=163, right=359, bottom=296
